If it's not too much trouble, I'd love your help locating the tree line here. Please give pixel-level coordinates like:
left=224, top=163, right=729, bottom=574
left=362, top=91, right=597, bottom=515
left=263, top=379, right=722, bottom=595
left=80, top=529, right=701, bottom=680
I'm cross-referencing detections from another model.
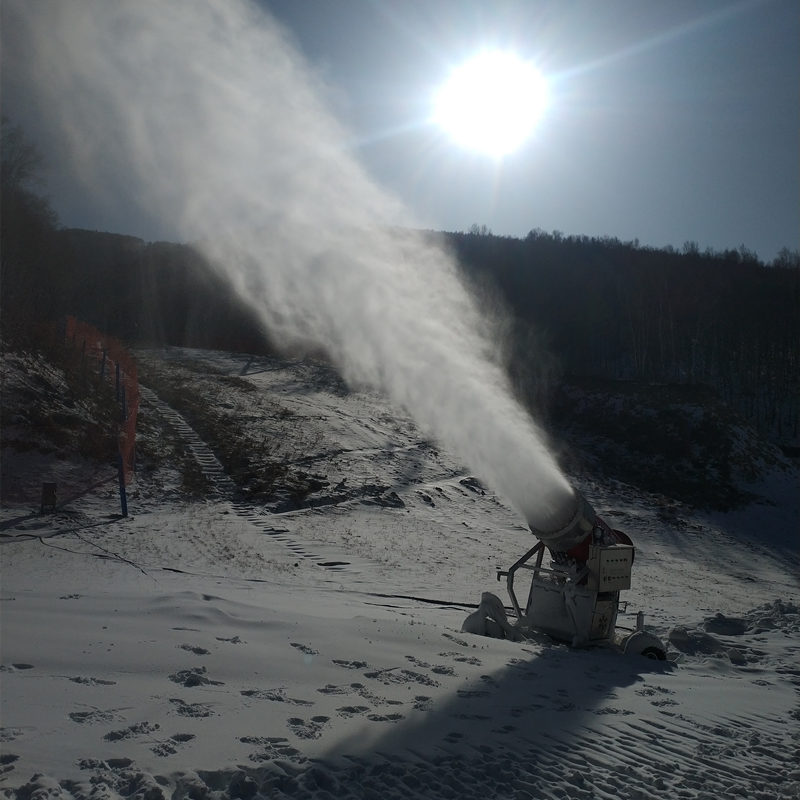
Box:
left=448, top=228, right=799, bottom=445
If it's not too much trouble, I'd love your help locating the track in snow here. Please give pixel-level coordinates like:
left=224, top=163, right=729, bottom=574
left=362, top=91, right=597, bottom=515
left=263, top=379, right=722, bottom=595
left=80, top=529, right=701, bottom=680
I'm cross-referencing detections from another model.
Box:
left=139, top=385, right=367, bottom=575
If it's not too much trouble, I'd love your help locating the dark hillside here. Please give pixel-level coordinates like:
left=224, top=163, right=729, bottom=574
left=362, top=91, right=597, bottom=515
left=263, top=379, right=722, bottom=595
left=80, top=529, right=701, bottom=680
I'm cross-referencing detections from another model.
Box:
left=54, top=230, right=273, bottom=354
left=448, top=229, right=800, bottom=449
left=1, top=121, right=271, bottom=356
left=550, top=377, right=789, bottom=511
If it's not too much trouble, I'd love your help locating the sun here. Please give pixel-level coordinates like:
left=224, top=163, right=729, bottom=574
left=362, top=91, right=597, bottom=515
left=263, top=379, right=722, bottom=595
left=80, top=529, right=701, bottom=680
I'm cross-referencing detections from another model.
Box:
left=433, top=50, right=548, bottom=158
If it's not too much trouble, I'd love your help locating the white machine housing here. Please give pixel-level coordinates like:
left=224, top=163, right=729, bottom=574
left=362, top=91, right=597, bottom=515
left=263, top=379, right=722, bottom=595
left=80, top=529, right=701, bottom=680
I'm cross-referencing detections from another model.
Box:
left=521, top=543, right=634, bottom=646
left=486, top=491, right=667, bottom=659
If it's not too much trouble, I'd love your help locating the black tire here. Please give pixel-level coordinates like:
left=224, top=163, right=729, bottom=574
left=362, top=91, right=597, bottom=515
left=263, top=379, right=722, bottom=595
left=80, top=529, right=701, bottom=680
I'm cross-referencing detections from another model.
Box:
left=641, top=646, right=667, bottom=661
left=624, top=631, right=667, bottom=661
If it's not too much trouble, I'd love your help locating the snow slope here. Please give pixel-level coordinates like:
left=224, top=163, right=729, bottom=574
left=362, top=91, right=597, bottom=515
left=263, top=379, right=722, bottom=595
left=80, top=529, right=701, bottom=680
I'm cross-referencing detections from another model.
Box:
left=1, top=348, right=798, bottom=799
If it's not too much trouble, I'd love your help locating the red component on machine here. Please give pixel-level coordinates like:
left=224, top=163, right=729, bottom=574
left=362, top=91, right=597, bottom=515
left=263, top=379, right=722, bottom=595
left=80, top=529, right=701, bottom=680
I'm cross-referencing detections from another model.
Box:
left=563, top=520, right=634, bottom=566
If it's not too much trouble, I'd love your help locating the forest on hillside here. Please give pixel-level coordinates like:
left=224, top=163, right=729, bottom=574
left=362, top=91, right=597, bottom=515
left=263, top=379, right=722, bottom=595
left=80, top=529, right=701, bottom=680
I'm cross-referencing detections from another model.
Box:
left=2, top=120, right=798, bottom=451
left=449, top=228, right=799, bottom=446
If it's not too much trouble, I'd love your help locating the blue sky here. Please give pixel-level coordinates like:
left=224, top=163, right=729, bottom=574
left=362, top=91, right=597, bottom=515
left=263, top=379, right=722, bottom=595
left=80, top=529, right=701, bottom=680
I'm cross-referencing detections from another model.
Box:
left=260, top=0, right=798, bottom=261
left=3, top=0, right=797, bottom=262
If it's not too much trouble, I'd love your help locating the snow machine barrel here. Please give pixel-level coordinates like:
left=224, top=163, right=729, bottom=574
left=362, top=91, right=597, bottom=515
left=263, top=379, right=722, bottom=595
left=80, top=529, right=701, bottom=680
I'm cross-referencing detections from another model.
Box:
left=529, top=490, right=631, bottom=564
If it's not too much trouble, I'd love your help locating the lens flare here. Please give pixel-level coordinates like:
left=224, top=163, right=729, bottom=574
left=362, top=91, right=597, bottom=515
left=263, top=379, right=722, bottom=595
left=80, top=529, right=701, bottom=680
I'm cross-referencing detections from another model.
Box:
left=434, top=50, right=548, bottom=157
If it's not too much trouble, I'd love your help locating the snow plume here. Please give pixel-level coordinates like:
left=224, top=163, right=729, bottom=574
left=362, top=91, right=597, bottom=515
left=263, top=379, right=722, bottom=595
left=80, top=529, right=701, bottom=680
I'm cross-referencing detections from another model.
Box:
left=5, top=0, right=575, bottom=529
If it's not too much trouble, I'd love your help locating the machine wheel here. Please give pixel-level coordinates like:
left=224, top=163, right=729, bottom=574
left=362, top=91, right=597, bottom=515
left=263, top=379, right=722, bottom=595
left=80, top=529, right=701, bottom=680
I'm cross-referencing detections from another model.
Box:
left=624, top=631, right=667, bottom=661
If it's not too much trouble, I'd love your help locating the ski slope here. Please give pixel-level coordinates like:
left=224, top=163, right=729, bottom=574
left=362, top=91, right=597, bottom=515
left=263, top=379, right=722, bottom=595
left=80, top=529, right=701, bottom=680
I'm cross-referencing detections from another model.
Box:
left=1, top=348, right=798, bottom=799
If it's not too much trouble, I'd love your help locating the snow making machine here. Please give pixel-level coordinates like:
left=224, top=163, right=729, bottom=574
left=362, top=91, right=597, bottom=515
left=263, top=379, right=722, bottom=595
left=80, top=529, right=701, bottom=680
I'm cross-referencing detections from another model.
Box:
left=467, top=491, right=667, bottom=659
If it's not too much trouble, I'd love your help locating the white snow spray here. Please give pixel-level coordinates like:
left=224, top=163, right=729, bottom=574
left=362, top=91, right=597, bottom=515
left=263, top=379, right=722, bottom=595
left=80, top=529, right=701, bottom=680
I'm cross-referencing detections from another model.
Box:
left=5, top=0, right=576, bottom=530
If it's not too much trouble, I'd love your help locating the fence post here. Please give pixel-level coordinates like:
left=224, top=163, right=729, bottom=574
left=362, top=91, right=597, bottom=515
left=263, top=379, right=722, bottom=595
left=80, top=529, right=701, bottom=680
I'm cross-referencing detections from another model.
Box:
left=117, top=451, right=128, bottom=517
left=65, top=319, right=139, bottom=518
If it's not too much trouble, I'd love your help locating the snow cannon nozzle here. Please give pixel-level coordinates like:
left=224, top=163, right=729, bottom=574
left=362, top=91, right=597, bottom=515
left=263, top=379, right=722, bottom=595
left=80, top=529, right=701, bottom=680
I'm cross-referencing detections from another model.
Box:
left=527, top=489, right=600, bottom=555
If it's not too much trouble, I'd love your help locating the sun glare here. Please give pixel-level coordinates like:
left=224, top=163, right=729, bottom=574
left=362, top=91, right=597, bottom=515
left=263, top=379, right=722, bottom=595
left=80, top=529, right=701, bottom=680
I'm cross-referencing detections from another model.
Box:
left=433, top=50, right=548, bottom=158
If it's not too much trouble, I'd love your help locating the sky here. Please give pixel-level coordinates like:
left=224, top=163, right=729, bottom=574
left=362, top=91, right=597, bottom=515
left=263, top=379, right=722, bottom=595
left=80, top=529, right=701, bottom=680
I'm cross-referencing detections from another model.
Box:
left=2, top=0, right=797, bottom=262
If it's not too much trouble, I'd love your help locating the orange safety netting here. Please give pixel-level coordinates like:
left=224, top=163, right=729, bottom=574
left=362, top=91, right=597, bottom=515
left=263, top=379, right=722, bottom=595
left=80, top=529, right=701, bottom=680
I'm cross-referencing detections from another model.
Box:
left=65, top=316, right=139, bottom=485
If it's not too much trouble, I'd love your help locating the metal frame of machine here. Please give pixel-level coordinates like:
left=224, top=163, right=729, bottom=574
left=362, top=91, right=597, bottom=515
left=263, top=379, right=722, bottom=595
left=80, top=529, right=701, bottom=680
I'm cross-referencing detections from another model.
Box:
left=490, top=493, right=668, bottom=660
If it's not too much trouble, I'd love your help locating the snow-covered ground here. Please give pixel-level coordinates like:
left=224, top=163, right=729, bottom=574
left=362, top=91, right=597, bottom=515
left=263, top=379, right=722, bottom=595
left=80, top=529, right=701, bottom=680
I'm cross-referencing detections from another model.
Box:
left=1, top=349, right=798, bottom=799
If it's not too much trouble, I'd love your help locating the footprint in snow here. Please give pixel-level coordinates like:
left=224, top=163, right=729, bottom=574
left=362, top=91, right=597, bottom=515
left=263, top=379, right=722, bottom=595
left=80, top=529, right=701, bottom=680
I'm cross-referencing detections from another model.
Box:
left=317, top=682, right=386, bottom=704
left=441, top=632, right=471, bottom=648
left=456, top=689, right=490, bottom=699
left=367, top=712, right=404, bottom=723
left=335, top=705, right=371, bottom=718
left=439, top=651, right=482, bottom=666
left=286, top=716, right=331, bottom=740
left=69, top=676, right=116, bottom=686
left=332, top=658, right=370, bottom=670
left=405, top=655, right=456, bottom=677
left=636, top=685, right=674, bottom=697
left=169, top=698, right=214, bottom=718
left=104, top=721, right=160, bottom=742
left=291, top=642, right=319, bottom=656
left=240, top=688, right=314, bottom=706
left=240, top=736, right=305, bottom=764
left=364, top=668, right=439, bottom=688
left=317, top=684, right=350, bottom=696
left=169, top=667, right=223, bottom=687
left=151, top=733, right=195, bottom=757
left=0, top=728, right=23, bottom=743
left=413, top=695, right=433, bottom=711
left=69, top=710, right=117, bottom=725
left=0, top=754, right=19, bottom=775
left=179, top=644, right=210, bottom=656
